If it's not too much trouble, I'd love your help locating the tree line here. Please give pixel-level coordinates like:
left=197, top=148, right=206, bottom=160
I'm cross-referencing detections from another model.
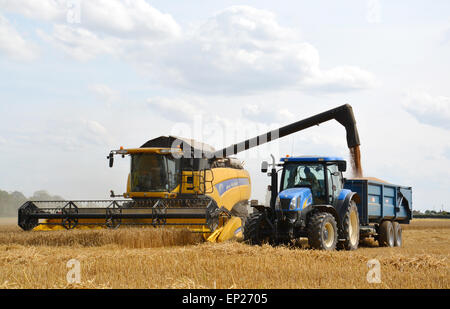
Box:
left=412, top=210, right=450, bottom=218
left=0, top=190, right=63, bottom=217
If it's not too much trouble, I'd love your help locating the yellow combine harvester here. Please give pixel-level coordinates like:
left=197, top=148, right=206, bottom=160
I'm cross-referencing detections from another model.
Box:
left=18, top=136, right=251, bottom=242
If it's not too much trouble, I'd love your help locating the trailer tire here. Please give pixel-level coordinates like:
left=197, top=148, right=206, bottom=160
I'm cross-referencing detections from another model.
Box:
left=393, top=222, right=402, bottom=247
left=243, top=212, right=270, bottom=245
left=307, top=212, right=338, bottom=251
left=378, top=220, right=394, bottom=247
left=338, top=200, right=360, bottom=251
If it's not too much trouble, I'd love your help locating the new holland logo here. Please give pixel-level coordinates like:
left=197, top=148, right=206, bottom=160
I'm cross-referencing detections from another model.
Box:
left=215, top=178, right=249, bottom=196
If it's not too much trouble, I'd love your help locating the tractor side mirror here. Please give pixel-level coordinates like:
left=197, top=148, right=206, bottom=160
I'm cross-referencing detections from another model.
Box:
left=108, top=153, right=114, bottom=168
left=338, top=161, right=346, bottom=172
left=261, top=161, right=268, bottom=173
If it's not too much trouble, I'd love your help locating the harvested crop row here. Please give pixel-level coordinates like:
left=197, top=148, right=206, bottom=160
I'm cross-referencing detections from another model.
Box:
left=0, top=227, right=203, bottom=248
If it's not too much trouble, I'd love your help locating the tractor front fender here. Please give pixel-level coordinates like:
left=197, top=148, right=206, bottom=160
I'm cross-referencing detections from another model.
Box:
left=335, top=191, right=360, bottom=230
left=311, top=205, right=340, bottom=226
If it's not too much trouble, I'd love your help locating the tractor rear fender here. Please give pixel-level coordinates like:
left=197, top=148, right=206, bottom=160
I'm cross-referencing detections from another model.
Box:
left=335, top=191, right=360, bottom=230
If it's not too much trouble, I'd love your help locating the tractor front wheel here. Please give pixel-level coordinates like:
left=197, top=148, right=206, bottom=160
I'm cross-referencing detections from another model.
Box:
left=307, top=212, right=338, bottom=251
left=243, top=212, right=271, bottom=245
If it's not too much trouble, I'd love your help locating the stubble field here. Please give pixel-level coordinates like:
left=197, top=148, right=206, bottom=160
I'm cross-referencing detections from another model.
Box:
left=0, top=217, right=448, bottom=289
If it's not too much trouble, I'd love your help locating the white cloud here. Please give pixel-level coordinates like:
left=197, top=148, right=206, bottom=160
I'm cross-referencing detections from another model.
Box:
left=131, top=5, right=376, bottom=94
left=41, top=119, right=113, bottom=151
left=37, top=24, right=120, bottom=61
left=0, top=0, right=66, bottom=21
left=0, top=14, right=38, bottom=61
left=81, top=0, right=181, bottom=40
left=242, top=104, right=295, bottom=124
left=302, top=66, right=377, bottom=93
left=11, top=3, right=375, bottom=94
left=366, top=0, right=382, bottom=24
left=2, top=0, right=180, bottom=40
left=403, top=91, right=450, bottom=130
left=89, top=84, right=120, bottom=105
left=147, top=97, right=206, bottom=122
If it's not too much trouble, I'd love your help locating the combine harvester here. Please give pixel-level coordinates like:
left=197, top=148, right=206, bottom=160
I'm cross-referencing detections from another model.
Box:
left=18, top=104, right=412, bottom=248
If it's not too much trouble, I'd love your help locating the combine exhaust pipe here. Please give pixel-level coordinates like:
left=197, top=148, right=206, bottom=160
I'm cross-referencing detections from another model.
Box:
left=213, top=104, right=360, bottom=158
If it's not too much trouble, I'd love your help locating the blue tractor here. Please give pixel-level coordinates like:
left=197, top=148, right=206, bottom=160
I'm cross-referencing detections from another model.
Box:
left=244, top=154, right=412, bottom=250
left=245, top=155, right=360, bottom=250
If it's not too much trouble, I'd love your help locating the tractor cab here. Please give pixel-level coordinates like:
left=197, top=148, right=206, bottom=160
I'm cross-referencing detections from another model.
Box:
left=262, top=156, right=347, bottom=212
left=279, top=156, right=346, bottom=207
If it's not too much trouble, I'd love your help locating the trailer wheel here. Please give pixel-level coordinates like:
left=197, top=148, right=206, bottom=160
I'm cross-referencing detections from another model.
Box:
left=393, top=222, right=402, bottom=247
left=338, top=200, right=360, bottom=250
left=378, top=220, right=394, bottom=247
left=307, top=212, right=338, bottom=251
left=243, top=212, right=271, bottom=245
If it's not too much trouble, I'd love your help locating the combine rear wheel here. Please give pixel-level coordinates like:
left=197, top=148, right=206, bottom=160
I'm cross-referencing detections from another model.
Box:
left=307, top=212, right=338, bottom=251
left=378, top=220, right=394, bottom=247
left=243, top=212, right=271, bottom=245
left=393, top=222, right=402, bottom=247
left=338, top=201, right=360, bottom=250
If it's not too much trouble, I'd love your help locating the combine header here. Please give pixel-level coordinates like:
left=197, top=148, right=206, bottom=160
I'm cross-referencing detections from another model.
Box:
left=18, top=104, right=365, bottom=243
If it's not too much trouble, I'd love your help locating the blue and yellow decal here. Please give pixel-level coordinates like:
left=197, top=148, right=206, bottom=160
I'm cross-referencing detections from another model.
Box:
left=215, top=177, right=250, bottom=196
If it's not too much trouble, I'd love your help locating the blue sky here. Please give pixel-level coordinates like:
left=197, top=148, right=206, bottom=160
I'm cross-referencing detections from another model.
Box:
left=0, top=0, right=449, bottom=211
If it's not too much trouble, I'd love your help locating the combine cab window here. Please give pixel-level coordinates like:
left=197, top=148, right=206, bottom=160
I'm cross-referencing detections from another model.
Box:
left=282, top=163, right=326, bottom=204
left=131, top=154, right=180, bottom=192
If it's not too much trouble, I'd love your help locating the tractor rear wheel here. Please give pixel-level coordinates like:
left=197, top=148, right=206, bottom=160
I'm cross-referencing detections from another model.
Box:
left=243, top=212, right=271, bottom=245
left=307, top=212, right=338, bottom=251
left=393, top=221, right=402, bottom=247
left=338, top=200, right=360, bottom=250
left=378, top=220, right=394, bottom=247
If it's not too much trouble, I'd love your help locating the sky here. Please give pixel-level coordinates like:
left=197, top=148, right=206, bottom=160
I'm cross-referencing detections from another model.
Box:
left=0, top=0, right=449, bottom=211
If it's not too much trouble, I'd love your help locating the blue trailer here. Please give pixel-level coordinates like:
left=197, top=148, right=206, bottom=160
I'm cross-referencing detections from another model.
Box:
left=344, top=178, right=412, bottom=246
left=344, top=179, right=412, bottom=224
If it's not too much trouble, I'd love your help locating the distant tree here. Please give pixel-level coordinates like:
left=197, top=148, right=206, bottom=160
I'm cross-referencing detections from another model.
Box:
left=413, top=210, right=423, bottom=216
left=30, top=190, right=64, bottom=201
left=0, top=190, right=27, bottom=217
left=0, top=189, right=64, bottom=217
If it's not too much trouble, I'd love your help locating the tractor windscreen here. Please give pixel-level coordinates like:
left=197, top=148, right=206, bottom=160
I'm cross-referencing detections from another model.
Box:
left=130, top=154, right=180, bottom=192
left=282, top=163, right=326, bottom=204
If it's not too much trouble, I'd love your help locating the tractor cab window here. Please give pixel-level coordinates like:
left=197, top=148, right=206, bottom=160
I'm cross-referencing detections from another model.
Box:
left=282, top=163, right=326, bottom=204
left=131, top=154, right=180, bottom=192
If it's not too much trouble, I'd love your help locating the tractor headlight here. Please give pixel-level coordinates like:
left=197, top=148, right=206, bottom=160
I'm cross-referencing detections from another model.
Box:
left=289, top=197, right=297, bottom=210
left=275, top=196, right=280, bottom=210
